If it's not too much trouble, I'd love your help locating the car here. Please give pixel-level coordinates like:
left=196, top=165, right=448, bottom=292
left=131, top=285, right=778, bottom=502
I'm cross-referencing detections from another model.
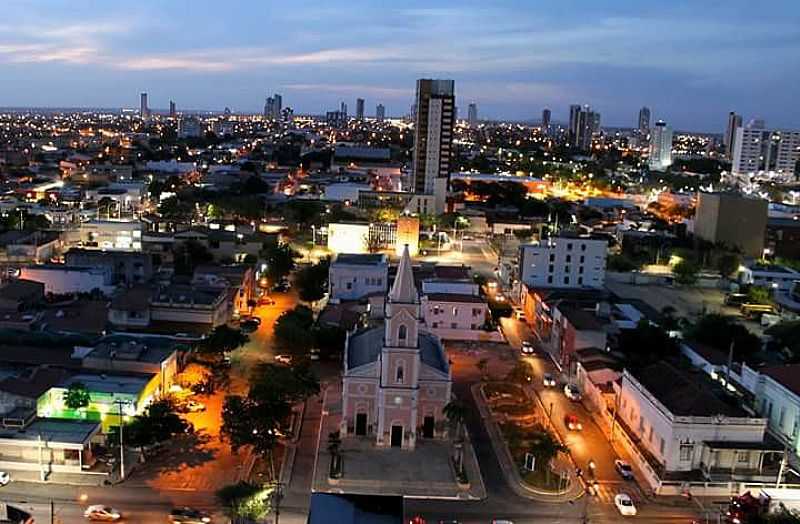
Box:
left=310, top=348, right=321, bottom=361
left=185, top=400, right=206, bottom=413
left=240, top=319, right=260, bottom=332
left=564, top=414, right=583, bottom=431
left=615, top=459, right=634, bottom=480
left=563, top=383, right=582, bottom=401
left=169, top=507, right=211, bottom=523
left=614, top=493, right=637, bottom=516
left=491, top=520, right=515, bottom=524
left=520, top=341, right=534, bottom=354
left=542, top=373, right=556, bottom=387
left=258, top=296, right=276, bottom=306
left=275, top=354, right=292, bottom=365
left=0, top=471, right=10, bottom=486
left=84, top=505, right=122, bottom=521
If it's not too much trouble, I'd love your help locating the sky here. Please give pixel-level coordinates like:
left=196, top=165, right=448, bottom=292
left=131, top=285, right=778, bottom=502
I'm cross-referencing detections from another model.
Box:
left=0, top=0, right=799, bottom=132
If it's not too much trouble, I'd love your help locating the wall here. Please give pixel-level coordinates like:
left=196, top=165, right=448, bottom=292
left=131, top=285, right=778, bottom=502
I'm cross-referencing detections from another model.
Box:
left=421, top=298, right=487, bottom=331
left=329, top=263, right=388, bottom=302
left=19, top=267, right=113, bottom=295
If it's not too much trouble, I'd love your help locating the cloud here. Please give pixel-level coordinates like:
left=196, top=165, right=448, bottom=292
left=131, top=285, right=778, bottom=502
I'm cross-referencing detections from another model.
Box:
left=283, top=83, right=411, bottom=99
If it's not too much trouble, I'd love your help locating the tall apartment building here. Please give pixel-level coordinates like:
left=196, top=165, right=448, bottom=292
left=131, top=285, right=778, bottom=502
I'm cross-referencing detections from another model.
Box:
left=648, top=120, right=673, bottom=171
left=169, top=100, right=176, bottom=118
left=638, top=106, right=651, bottom=136
left=724, top=112, right=742, bottom=160
left=356, top=98, right=365, bottom=120
left=376, top=104, right=385, bottom=122
left=541, top=108, right=551, bottom=135
left=411, top=79, right=455, bottom=207
left=139, top=92, right=149, bottom=119
left=568, top=104, right=600, bottom=152
left=518, top=235, right=608, bottom=289
left=467, top=103, right=478, bottom=128
left=694, top=192, right=768, bottom=257
left=732, top=122, right=800, bottom=177
left=264, top=93, right=283, bottom=120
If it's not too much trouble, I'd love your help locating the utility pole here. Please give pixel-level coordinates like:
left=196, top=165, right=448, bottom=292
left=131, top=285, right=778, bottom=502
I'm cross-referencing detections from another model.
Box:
left=112, top=399, right=130, bottom=481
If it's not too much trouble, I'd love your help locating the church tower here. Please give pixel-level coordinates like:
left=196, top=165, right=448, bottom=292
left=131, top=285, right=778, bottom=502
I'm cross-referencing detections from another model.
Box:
left=377, top=245, right=422, bottom=448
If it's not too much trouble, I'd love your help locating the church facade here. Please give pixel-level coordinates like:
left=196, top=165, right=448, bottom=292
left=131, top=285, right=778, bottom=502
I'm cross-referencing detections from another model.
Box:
left=340, top=246, right=452, bottom=449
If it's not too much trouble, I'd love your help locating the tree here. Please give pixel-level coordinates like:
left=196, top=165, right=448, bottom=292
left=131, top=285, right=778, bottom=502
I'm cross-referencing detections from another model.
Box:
left=746, top=285, right=773, bottom=305
left=766, top=321, right=800, bottom=362
left=64, top=382, right=90, bottom=411
left=506, top=361, right=533, bottom=386
left=198, top=325, right=249, bottom=358
left=717, top=253, right=741, bottom=279
left=273, top=306, right=315, bottom=355
left=443, top=400, right=468, bottom=441
left=528, top=430, right=567, bottom=477
left=216, top=481, right=271, bottom=521
left=125, top=398, right=190, bottom=456
left=617, top=320, right=679, bottom=370
left=295, top=257, right=331, bottom=303
left=672, top=259, right=700, bottom=286
left=261, top=242, right=300, bottom=283
left=689, top=314, right=762, bottom=363
left=314, top=325, right=347, bottom=360
left=248, top=362, right=320, bottom=405
left=173, top=240, right=213, bottom=276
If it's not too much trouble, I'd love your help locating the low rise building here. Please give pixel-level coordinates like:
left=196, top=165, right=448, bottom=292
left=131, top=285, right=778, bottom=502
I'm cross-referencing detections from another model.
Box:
left=0, top=230, right=61, bottom=264
left=64, top=249, right=153, bottom=285
left=76, top=220, right=142, bottom=251
left=329, top=254, right=389, bottom=302
left=18, top=265, right=114, bottom=296
left=693, top=192, right=768, bottom=258
left=739, top=263, right=800, bottom=293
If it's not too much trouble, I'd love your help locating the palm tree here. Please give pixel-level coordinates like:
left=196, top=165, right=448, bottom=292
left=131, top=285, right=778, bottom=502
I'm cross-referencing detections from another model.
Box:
left=529, top=430, right=568, bottom=483
left=443, top=400, right=468, bottom=474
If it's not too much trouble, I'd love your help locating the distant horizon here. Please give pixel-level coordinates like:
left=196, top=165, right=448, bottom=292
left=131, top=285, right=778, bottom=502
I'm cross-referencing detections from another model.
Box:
left=0, top=104, right=726, bottom=135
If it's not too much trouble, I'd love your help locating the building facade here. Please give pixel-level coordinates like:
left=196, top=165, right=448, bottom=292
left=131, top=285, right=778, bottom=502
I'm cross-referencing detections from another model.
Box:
left=411, top=79, right=455, bottom=196
left=329, top=253, right=389, bottom=302
left=648, top=120, right=673, bottom=171
left=733, top=124, right=800, bottom=177
left=340, top=247, right=451, bottom=449
left=518, top=236, right=608, bottom=289
left=693, top=192, right=768, bottom=257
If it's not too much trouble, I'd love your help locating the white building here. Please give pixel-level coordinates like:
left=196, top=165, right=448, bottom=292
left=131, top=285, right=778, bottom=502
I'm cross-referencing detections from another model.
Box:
left=18, top=265, right=113, bottom=296
left=420, top=293, right=487, bottom=335
left=648, top=120, right=673, bottom=171
left=617, top=363, right=779, bottom=484
left=733, top=123, right=800, bottom=177
left=754, top=365, right=800, bottom=460
left=411, top=79, right=454, bottom=214
left=739, top=263, right=800, bottom=293
left=323, top=183, right=372, bottom=203
left=329, top=253, right=389, bottom=302
left=77, top=220, right=142, bottom=251
left=518, top=236, right=607, bottom=289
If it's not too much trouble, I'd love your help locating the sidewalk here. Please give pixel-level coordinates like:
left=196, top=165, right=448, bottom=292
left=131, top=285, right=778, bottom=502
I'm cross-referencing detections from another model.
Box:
left=471, top=383, right=584, bottom=502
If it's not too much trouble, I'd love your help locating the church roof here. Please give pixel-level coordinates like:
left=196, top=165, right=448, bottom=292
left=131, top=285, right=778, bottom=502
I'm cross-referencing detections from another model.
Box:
left=345, top=326, right=449, bottom=375
left=388, top=245, right=418, bottom=304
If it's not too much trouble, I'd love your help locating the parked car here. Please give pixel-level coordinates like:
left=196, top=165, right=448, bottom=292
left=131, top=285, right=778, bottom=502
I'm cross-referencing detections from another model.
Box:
left=310, top=348, right=321, bottom=361
left=564, top=414, right=583, bottom=431
left=275, top=354, right=293, bottom=365
left=615, top=459, right=634, bottom=480
left=0, top=471, right=10, bottom=486
left=542, top=373, right=557, bottom=387
left=169, top=507, right=211, bottom=524
left=563, top=383, right=582, bottom=401
left=185, top=400, right=206, bottom=413
left=240, top=319, right=259, bottom=333
left=614, top=493, right=637, bottom=516
left=84, top=505, right=122, bottom=521
left=521, top=341, right=534, bottom=354
left=258, top=296, right=276, bottom=306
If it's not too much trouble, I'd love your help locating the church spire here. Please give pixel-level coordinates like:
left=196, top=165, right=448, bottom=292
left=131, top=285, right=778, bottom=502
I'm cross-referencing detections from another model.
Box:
left=389, top=244, right=417, bottom=304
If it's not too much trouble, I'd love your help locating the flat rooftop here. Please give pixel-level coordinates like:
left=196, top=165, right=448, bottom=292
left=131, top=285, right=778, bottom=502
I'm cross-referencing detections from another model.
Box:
left=0, top=418, right=100, bottom=446
left=60, top=373, right=152, bottom=395
left=334, top=253, right=387, bottom=266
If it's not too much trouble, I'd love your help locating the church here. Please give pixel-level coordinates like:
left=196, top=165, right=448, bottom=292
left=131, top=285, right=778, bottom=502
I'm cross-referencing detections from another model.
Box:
left=340, top=246, right=452, bottom=449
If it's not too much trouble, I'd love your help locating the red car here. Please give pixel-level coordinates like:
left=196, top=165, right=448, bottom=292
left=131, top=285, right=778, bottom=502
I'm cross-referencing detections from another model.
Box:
left=564, top=414, right=583, bottom=431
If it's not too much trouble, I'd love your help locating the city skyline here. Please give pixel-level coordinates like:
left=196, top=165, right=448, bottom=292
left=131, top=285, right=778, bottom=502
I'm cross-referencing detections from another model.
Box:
left=0, top=1, right=798, bottom=131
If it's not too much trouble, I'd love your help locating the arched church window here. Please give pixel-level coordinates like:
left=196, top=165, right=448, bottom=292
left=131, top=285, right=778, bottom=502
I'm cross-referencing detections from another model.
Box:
left=398, top=324, right=407, bottom=342
left=396, top=364, right=404, bottom=384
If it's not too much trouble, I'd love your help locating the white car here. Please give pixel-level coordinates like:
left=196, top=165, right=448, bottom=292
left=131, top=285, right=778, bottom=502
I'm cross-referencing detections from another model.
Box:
left=543, top=373, right=557, bottom=387
left=275, top=354, right=293, bottom=365
left=521, top=341, right=534, bottom=354
left=614, top=493, right=637, bottom=516
left=0, top=471, right=9, bottom=486
left=564, top=383, right=582, bottom=401
left=84, top=505, right=122, bottom=521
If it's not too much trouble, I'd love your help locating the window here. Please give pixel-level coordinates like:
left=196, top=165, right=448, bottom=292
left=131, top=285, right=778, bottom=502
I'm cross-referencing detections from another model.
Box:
left=565, top=265, right=570, bottom=273
left=548, top=264, right=554, bottom=273
left=396, top=365, right=404, bottom=384
left=472, top=308, right=482, bottom=317
left=580, top=255, right=585, bottom=263
left=346, top=282, right=352, bottom=290
left=579, top=266, right=584, bottom=274
left=433, top=306, right=440, bottom=315
left=679, top=444, right=693, bottom=461
left=779, top=406, right=786, bottom=428
left=638, top=415, right=644, bottom=433
left=547, top=276, right=553, bottom=284
left=549, top=254, right=555, bottom=262
left=452, top=307, right=458, bottom=316
left=578, top=277, right=583, bottom=285
left=659, top=437, right=665, bottom=455
left=566, top=255, right=571, bottom=263
left=398, top=325, right=407, bottom=341
left=567, top=243, right=573, bottom=251
left=648, top=426, right=653, bottom=443
left=451, top=322, right=457, bottom=329
left=564, top=276, right=570, bottom=285
left=737, top=451, right=749, bottom=464
left=432, top=322, right=438, bottom=328
left=581, top=244, right=587, bottom=251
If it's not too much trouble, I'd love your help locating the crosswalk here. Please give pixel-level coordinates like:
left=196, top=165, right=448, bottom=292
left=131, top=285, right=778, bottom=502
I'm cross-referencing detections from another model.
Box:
left=592, top=481, right=646, bottom=505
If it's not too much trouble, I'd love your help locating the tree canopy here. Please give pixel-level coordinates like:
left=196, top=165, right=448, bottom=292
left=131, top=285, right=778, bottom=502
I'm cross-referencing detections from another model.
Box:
left=260, top=242, right=300, bottom=283
left=198, top=325, right=249, bottom=357
left=295, top=257, right=331, bottom=303
left=125, top=398, right=190, bottom=452
left=617, top=320, right=679, bottom=370
left=273, top=305, right=315, bottom=355
left=672, top=259, right=700, bottom=286
left=64, top=382, right=91, bottom=410
left=688, top=314, right=762, bottom=363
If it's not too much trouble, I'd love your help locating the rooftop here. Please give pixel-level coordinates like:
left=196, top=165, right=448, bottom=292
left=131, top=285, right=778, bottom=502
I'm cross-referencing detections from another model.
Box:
left=334, top=253, right=388, bottom=266
left=424, top=293, right=485, bottom=304
left=629, top=361, right=749, bottom=418
left=346, top=326, right=448, bottom=375
left=761, top=364, right=800, bottom=398
left=86, top=336, right=177, bottom=365
left=59, top=372, right=152, bottom=395
left=0, top=418, right=100, bottom=446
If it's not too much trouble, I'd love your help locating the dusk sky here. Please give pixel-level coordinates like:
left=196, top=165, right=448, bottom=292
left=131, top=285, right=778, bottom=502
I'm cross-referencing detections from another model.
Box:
left=1, top=0, right=799, bottom=132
